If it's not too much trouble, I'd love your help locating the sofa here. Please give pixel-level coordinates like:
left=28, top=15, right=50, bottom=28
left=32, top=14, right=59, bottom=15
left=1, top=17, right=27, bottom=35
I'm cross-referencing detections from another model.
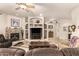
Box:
left=25, top=48, right=79, bottom=56
left=0, top=48, right=79, bottom=56
left=0, top=48, right=25, bottom=56
left=0, top=34, right=12, bottom=48
left=25, top=48, right=63, bottom=56
left=29, top=41, right=58, bottom=50
left=61, top=48, right=79, bottom=56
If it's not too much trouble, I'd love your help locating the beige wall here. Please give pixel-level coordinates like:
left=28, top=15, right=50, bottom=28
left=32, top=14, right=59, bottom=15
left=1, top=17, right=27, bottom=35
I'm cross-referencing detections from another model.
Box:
left=0, top=14, right=7, bottom=35
left=57, top=19, right=72, bottom=40
left=0, top=14, right=25, bottom=36
left=0, top=13, right=73, bottom=40
left=72, top=7, right=79, bottom=25
left=71, top=6, right=79, bottom=37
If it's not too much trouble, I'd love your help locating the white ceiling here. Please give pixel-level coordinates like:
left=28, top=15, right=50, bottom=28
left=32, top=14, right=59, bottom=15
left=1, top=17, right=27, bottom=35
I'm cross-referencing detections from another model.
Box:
left=0, top=3, right=79, bottom=19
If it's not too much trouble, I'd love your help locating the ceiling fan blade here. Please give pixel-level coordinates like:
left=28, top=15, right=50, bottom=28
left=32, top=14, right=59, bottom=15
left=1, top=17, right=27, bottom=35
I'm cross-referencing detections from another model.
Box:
left=16, top=3, right=35, bottom=8
left=26, top=5, right=35, bottom=8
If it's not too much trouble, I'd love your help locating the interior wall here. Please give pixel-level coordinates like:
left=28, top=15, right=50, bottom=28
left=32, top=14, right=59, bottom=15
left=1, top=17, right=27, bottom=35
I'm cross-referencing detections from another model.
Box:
left=0, top=13, right=73, bottom=40
left=0, top=14, right=25, bottom=36
left=6, top=15, right=25, bottom=29
left=47, top=18, right=72, bottom=40
left=71, top=6, right=79, bottom=37
left=57, top=19, right=72, bottom=40
left=72, top=7, right=79, bottom=25
left=0, top=14, right=8, bottom=35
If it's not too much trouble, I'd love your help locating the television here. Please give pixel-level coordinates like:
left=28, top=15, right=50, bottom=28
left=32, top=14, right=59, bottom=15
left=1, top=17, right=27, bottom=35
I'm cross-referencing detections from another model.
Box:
left=31, top=28, right=42, bottom=33
left=30, top=28, right=42, bottom=39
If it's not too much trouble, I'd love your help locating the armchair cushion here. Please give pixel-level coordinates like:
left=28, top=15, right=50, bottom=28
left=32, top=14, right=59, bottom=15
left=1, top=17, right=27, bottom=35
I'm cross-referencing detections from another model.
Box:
left=26, top=48, right=63, bottom=56
left=0, top=48, right=25, bottom=56
left=0, top=34, right=12, bottom=48
left=61, top=48, right=79, bottom=56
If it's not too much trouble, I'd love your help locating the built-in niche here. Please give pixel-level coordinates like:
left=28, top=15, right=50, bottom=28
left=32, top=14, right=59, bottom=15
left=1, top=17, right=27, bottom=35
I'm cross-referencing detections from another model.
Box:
left=44, top=30, right=47, bottom=39
left=44, top=24, right=47, bottom=29
left=25, top=24, right=28, bottom=29
left=44, top=24, right=47, bottom=39
left=48, top=25, right=53, bottom=29
left=47, top=20, right=54, bottom=39
left=48, top=31, right=53, bottom=38
left=25, top=30, right=28, bottom=39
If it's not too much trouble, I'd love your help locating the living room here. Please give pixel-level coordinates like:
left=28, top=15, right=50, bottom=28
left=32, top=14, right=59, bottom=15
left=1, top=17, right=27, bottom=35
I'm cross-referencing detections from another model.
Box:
left=0, top=3, right=79, bottom=56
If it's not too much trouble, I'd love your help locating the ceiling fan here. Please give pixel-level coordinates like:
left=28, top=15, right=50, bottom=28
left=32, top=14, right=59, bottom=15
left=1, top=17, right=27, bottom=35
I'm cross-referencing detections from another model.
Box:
left=15, top=3, right=35, bottom=12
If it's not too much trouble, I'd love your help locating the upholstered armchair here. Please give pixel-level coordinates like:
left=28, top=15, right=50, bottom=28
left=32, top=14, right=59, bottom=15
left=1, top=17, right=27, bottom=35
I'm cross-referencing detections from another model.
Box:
left=29, top=41, right=58, bottom=50
left=0, top=34, right=12, bottom=48
left=25, top=48, right=63, bottom=56
left=26, top=48, right=79, bottom=56
left=0, top=48, right=25, bottom=56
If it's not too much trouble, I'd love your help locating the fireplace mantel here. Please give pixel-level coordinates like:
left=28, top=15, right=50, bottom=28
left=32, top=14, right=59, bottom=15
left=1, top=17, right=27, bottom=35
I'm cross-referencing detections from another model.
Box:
left=5, top=27, right=23, bottom=40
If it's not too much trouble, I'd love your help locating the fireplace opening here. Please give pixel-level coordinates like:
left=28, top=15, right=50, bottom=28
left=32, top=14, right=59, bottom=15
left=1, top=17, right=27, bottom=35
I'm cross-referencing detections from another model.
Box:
left=30, top=28, right=42, bottom=39
left=10, top=33, right=19, bottom=41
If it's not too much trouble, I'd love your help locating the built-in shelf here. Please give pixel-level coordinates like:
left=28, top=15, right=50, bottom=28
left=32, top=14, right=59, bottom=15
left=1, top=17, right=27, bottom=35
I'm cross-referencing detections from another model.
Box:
left=24, top=16, right=55, bottom=41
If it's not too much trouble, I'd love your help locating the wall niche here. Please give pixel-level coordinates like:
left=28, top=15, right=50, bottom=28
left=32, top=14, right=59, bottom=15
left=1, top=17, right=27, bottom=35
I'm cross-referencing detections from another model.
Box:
left=48, top=31, right=53, bottom=38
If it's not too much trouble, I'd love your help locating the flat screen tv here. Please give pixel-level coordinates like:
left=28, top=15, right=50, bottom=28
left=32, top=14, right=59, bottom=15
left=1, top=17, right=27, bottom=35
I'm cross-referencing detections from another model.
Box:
left=31, top=28, right=42, bottom=33
left=30, top=28, right=42, bottom=39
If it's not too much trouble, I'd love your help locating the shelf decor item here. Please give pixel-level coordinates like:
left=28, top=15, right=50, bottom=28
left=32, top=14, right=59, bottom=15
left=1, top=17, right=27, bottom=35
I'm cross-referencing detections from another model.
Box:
left=11, top=18, right=20, bottom=27
left=48, top=25, right=53, bottom=29
left=25, top=24, right=28, bottom=29
left=44, top=24, right=47, bottom=29
left=25, top=30, right=28, bottom=39
left=71, top=25, right=76, bottom=32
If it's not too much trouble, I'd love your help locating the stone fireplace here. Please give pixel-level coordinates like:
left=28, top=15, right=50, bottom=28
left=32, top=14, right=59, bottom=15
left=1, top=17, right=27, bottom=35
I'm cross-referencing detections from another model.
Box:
left=5, top=27, right=23, bottom=40
left=30, top=28, right=42, bottom=39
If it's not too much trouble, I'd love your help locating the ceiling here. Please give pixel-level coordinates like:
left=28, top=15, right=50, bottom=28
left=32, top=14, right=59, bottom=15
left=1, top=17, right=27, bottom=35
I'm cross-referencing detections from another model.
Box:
left=0, top=3, right=79, bottom=19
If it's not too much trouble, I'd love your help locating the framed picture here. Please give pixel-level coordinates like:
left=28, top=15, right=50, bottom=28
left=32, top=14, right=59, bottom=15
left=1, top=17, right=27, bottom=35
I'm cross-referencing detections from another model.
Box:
left=11, top=18, right=20, bottom=27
